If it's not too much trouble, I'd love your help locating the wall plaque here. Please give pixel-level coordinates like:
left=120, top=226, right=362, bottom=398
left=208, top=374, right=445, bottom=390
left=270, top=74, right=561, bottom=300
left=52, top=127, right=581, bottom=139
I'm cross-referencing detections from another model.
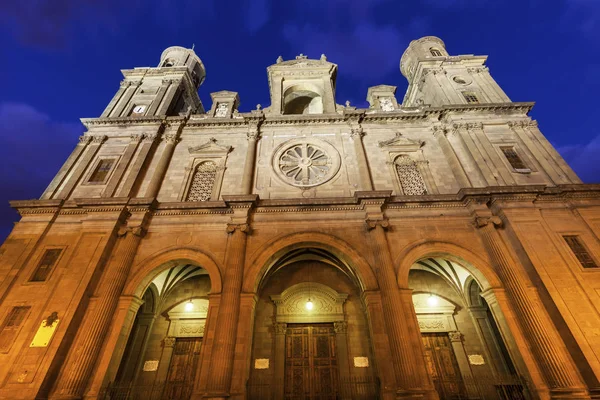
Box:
left=354, top=357, right=369, bottom=368
left=30, top=318, right=59, bottom=347
left=254, top=358, right=269, bottom=369
left=468, top=354, right=485, bottom=365
left=143, top=360, right=159, bottom=371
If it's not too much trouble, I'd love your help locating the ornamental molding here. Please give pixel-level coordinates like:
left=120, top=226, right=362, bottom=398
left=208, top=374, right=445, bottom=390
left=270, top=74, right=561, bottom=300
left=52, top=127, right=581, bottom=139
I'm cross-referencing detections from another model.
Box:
left=272, top=138, right=341, bottom=188
left=188, top=137, right=233, bottom=155
left=378, top=132, right=424, bottom=151
left=271, top=282, right=348, bottom=324
left=79, top=135, right=93, bottom=145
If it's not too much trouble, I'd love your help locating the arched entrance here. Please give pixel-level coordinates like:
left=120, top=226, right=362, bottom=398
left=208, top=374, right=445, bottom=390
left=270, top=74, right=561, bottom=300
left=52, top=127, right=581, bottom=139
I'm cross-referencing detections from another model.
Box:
left=247, top=246, right=381, bottom=400
left=96, top=249, right=222, bottom=400
left=408, top=256, right=530, bottom=400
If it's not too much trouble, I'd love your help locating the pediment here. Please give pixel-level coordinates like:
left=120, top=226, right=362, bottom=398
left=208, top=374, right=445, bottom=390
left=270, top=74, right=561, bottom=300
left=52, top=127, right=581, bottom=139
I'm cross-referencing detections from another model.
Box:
left=378, top=133, right=424, bottom=151
left=188, top=137, right=232, bottom=154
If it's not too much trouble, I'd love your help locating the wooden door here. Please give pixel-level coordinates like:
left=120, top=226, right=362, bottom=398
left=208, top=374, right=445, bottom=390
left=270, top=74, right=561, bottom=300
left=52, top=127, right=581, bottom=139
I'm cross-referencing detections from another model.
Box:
left=421, top=333, right=466, bottom=399
left=285, top=324, right=338, bottom=400
left=164, top=338, right=202, bottom=399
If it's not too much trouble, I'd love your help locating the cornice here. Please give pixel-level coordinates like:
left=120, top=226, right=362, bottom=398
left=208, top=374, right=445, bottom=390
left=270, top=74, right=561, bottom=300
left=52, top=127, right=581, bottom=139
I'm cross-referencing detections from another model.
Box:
left=81, top=116, right=164, bottom=128
left=10, top=185, right=600, bottom=217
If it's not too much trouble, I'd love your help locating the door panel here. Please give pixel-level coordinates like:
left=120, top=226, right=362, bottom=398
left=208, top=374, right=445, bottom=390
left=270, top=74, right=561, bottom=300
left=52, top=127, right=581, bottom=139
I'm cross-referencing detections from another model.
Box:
left=164, top=337, right=202, bottom=400
left=285, top=324, right=338, bottom=400
left=422, top=333, right=466, bottom=399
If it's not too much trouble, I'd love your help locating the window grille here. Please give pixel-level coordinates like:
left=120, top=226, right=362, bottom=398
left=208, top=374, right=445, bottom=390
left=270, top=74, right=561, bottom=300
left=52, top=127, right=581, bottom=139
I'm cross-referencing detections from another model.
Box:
left=31, top=249, right=62, bottom=282
left=186, top=161, right=217, bottom=201
left=0, top=306, right=30, bottom=352
left=462, top=92, right=479, bottom=104
left=563, top=236, right=598, bottom=269
left=501, top=147, right=528, bottom=171
left=395, top=155, right=427, bottom=195
left=430, top=48, right=442, bottom=57
left=89, top=159, right=115, bottom=183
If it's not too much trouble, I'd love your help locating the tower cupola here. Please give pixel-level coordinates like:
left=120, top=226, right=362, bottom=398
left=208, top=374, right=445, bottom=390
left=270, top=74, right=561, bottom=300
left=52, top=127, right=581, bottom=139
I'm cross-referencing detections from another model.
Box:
left=160, top=46, right=206, bottom=88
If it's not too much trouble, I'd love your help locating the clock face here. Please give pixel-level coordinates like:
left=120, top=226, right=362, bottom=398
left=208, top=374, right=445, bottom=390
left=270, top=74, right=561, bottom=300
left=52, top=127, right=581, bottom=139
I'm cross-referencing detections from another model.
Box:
left=133, top=105, right=146, bottom=114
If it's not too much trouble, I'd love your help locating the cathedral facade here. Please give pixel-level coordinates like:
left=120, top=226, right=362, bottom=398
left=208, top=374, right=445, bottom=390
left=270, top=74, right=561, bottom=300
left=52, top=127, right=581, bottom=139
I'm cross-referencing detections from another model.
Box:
left=0, top=36, right=599, bottom=400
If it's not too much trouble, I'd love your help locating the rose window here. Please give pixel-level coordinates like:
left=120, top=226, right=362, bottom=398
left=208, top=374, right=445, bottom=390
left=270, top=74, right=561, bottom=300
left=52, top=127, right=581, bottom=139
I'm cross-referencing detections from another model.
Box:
left=278, top=143, right=332, bottom=187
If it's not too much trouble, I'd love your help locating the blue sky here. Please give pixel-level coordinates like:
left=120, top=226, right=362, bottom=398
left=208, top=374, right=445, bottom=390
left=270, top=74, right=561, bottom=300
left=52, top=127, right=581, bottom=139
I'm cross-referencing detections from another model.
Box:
left=0, top=0, right=599, bottom=242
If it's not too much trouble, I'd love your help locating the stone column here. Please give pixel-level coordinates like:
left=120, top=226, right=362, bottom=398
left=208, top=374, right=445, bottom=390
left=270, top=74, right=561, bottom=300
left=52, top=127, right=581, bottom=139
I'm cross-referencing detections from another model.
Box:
left=56, top=135, right=107, bottom=199
left=157, top=80, right=181, bottom=116
left=203, top=223, right=250, bottom=399
left=110, top=81, right=140, bottom=118
left=526, top=121, right=581, bottom=183
left=241, top=128, right=259, bottom=195
left=50, top=221, right=147, bottom=399
left=102, top=133, right=144, bottom=197
left=365, top=217, right=424, bottom=397
left=447, top=331, right=479, bottom=399
left=101, top=82, right=128, bottom=118
left=334, top=321, right=352, bottom=397
left=145, top=133, right=178, bottom=198
left=453, top=123, right=497, bottom=186
left=117, top=133, right=158, bottom=198
left=350, top=128, right=374, bottom=191
left=474, top=216, right=589, bottom=398
left=432, top=127, right=471, bottom=188
left=41, top=135, right=93, bottom=199
left=274, top=322, right=287, bottom=400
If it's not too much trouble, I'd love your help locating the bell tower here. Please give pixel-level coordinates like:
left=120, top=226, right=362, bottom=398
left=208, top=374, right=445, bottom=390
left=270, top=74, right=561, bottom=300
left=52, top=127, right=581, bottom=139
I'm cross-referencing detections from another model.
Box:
left=400, top=36, right=510, bottom=107
left=266, top=54, right=338, bottom=115
left=101, top=46, right=206, bottom=118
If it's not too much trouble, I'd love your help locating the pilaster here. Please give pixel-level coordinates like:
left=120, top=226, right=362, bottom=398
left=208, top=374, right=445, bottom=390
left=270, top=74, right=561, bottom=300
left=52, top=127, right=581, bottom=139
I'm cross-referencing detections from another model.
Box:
left=473, top=214, right=589, bottom=399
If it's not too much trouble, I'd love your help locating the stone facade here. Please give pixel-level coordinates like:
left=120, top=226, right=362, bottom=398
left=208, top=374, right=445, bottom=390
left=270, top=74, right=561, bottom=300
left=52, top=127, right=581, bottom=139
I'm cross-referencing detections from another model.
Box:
left=0, top=37, right=599, bottom=400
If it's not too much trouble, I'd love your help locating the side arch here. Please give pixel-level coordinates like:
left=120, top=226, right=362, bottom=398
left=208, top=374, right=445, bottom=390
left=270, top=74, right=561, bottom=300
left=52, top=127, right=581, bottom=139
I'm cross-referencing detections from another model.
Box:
left=243, top=231, right=379, bottom=293
left=124, top=246, right=223, bottom=297
left=395, top=239, right=503, bottom=290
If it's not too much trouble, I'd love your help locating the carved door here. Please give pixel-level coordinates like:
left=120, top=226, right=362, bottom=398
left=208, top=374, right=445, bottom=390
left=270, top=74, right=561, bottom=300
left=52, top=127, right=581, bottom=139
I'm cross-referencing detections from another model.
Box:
left=421, top=333, right=466, bottom=399
left=164, top=338, right=202, bottom=399
left=285, top=324, right=338, bottom=400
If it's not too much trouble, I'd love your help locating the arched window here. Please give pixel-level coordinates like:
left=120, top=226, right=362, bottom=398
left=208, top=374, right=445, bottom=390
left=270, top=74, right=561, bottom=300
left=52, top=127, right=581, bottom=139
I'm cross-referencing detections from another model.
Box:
left=282, top=85, right=324, bottom=115
left=186, top=161, right=217, bottom=201
left=162, top=58, right=175, bottom=67
left=430, top=48, right=442, bottom=57
left=395, top=155, right=427, bottom=195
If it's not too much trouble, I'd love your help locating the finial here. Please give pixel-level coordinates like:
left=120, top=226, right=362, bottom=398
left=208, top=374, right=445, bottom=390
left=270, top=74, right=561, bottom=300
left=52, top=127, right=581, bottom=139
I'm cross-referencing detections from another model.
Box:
left=320, top=54, right=327, bottom=61
left=191, top=43, right=195, bottom=50
left=276, top=56, right=283, bottom=63
left=256, top=104, right=262, bottom=110
left=296, top=53, right=308, bottom=60
left=345, top=100, right=351, bottom=107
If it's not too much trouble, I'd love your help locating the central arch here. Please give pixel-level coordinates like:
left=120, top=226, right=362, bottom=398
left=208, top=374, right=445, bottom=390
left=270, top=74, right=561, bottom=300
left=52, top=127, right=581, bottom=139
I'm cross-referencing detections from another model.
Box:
left=243, top=231, right=379, bottom=293
left=243, top=231, right=384, bottom=399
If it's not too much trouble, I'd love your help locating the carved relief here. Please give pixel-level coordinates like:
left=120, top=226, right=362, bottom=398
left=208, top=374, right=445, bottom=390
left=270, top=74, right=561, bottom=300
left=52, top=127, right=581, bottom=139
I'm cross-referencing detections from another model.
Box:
left=215, top=103, right=229, bottom=117
left=271, top=282, right=348, bottom=323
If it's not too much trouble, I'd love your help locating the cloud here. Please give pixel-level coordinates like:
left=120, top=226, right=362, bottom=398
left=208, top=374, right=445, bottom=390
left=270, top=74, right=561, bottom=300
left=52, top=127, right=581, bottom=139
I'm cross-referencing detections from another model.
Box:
left=244, top=0, right=270, bottom=33
left=557, top=135, right=600, bottom=183
left=0, top=103, right=82, bottom=242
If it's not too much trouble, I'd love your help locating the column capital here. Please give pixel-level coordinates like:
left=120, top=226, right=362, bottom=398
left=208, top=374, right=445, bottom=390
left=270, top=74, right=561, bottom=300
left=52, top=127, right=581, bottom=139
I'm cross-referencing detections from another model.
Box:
left=274, top=322, right=287, bottom=335
left=350, top=127, right=364, bottom=138
left=117, top=225, right=147, bottom=238
left=163, top=336, right=176, bottom=348
left=79, top=135, right=93, bottom=145
left=473, top=215, right=503, bottom=229
left=143, top=133, right=158, bottom=143
left=448, top=331, right=463, bottom=342
left=226, top=223, right=251, bottom=234
left=334, top=321, right=348, bottom=334
left=92, top=135, right=107, bottom=144
left=366, top=218, right=390, bottom=230
left=164, top=133, right=179, bottom=145
left=130, top=133, right=144, bottom=143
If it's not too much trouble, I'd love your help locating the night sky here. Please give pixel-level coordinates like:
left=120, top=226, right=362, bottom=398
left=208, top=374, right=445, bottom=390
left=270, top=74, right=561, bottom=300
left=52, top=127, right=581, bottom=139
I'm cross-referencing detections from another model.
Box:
left=1, top=0, right=599, bottom=243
